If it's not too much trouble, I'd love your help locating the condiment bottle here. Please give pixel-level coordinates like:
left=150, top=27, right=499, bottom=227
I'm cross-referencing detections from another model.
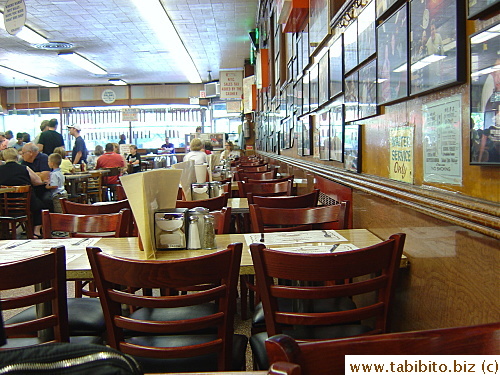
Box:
left=187, top=207, right=208, bottom=245
left=187, top=216, right=201, bottom=249
left=202, top=214, right=216, bottom=249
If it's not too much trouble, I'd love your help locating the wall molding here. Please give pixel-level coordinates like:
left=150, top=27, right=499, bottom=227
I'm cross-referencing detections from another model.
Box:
left=260, top=152, right=500, bottom=239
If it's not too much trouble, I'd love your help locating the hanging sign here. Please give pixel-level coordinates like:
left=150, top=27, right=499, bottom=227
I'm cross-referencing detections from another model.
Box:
left=189, top=97, right=200, bottom=105
left=122, top=108, right=139, bottom=121
left=102, top=89, right=116, bottom=104
left=4, top=0, right=26, bottom=35
left=423, top=95, right=463, bottom=185
left=220, top=70, right=243, bottom=99
left=389, top=124, right=414, bottom=183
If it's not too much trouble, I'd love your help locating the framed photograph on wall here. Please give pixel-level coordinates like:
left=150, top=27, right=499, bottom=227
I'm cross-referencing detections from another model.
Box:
left=344, top=124, right=362, bottom=172
left=344, top=20, right=358, bottom=74
left=303, top=72, right=310, bottom=114
left=409, top=0, right=466, bottom=96
left=318, top=109, right=330, bottom=160
left=344, top=70, right=359, bottom=122
left=358, top=59, right=378, bottom=119
left=329, top=98, right=344, bottom=162
left=294, top=78, right=303, bottom=115
left=358, top=0, right=376, bottom=65
left=376, top=0, right=401, bottom=19
left=329, top=35, right=343, bottom=99
left=309, top=64, right=319, bottom=112
left=470, top=22, right=500, bottom=165
left=468, top=0, right=499, bottom=19
left=309, top=0, right=330, bottom=51
left=377, top=4, right=408, bottom=105
left=318, top=50, right=329, bottom=105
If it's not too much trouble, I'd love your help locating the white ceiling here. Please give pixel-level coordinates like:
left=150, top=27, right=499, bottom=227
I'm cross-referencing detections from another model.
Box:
left=0, top=0, right=258, bottom=88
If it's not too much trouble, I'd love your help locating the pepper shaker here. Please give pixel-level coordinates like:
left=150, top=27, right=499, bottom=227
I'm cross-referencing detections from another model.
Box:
left=202, top=214, right=217, bottom=250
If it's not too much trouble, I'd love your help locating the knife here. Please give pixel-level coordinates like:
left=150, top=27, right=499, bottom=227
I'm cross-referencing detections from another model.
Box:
left=329, top=243, right=340, bottom=253
left=72, top=238, right=90, bottom=246
left=5, top=240, right=31, bottom=249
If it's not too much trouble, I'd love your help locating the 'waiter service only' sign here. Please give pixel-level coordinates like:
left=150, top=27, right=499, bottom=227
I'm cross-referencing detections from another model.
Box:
left=220, top=70, right=243, bottom=100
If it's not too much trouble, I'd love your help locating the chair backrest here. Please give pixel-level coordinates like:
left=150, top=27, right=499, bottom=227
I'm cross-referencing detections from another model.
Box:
left=176, top=192, right=229, bottom=211
left=102, top=167, right=122, bottom=185
left=245, top=175, right=294, bottom=184
left=237, top=180, right=292, bottom=199
left=87, top=243, right=243, bottom=370
left=0, top=185, right=31, bottom=216
left=0, top=246, right=69, bottom=347
left=250, top=233, right=406, bottom=338
left=266, top=323, right=500, bottom=375
left=42, top=208, right=131, bottom=238
left=249, top=202, right=348, bottom=233
left=83, top=171, right=103, bottom=201
left=248, top=189, right=319, bottom=207
left=61, top=198, right=131, bottom=214
left=211, top=206, right=232, bottom=234
left=234, top=170, right=277, bottom=181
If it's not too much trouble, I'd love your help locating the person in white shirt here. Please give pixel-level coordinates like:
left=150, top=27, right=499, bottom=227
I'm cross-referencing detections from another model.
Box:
left=183, top=138, right=208, bottom=165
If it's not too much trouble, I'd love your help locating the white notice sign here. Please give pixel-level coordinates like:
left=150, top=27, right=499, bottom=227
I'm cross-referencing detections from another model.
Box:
left=220, top=70, right=243, bottom=99
left=4, top=0, right=26, bottom=35
left=122, top=108, right=139, bottom=121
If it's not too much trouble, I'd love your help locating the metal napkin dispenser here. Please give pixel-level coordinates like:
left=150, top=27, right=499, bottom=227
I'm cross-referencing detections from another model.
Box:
left=154, top=208, right=188, bottom=250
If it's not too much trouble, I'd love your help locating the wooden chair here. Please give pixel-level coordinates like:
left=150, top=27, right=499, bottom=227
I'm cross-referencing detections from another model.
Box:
left=87, top=243, right=248, bottom=373
left=101, top=167, right=122, bottom=201
left=0, top=185, right=33, bottom=239
left=249, top=202, right=349, bottom=233
left=176, top=192, right=229, bottom=211
left=249, top=233, right=406, bottom=369
left=83, top=171, right=103, bottom=203
left=211, top=207, right=232, bottom=234
left=0, top=246, right=69, bottom=348
left=237, top=180, right=292, bottom=199
left=248, top=189, right=319, bottom=206
left=234, top=170, right=277, bottom=181
left=266, top=323, right=500, bottom=375
left=12, top=209, right=132, bottom=339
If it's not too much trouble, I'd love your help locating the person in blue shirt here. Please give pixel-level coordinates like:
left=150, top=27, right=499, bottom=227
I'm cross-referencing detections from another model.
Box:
left=68, top=124, right=88, bottom=165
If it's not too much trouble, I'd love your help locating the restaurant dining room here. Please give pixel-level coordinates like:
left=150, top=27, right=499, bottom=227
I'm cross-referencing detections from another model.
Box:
left=0, top=0, right=498, bottom=373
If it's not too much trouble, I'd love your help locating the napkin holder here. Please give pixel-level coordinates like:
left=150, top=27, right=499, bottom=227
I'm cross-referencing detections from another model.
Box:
left=154, top=208, right=188, bottom=250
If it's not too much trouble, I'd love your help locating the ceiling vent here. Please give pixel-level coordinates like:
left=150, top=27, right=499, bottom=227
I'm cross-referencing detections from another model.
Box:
left=34, top=42, right=74, bottom=50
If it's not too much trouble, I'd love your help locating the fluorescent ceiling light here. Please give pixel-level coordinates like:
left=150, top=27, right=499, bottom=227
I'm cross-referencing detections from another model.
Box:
left=58, top=52, right=107, bottom=75
left=109, top=79, right=127, bottom=86
left=130, top=0, right=201, bottom=83
left=0, top=65, right=58, bottom=87
left=0, top=13, right=49, bottom=44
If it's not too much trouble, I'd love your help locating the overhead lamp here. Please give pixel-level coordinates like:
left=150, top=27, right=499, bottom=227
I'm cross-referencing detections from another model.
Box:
left=58, top=52, right=107, bottom=75
left=0, top=13, right=49, bottom=44
left=130, top=0, right=201, bottom=83
left=108, top=79, right=127, bottom=86
left=0, top=66, right=58, bottom=87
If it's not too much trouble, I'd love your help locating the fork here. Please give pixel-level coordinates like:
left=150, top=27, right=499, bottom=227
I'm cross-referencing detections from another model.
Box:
left=72, top=238, right=89, bottom=246
left=322, top=230, right=332, bottom=237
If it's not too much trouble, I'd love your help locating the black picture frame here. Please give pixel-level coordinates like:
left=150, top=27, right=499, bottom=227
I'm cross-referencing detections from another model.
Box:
left=318, top=50, right=330, bottom=105
left=344, top=20, right=358, bottom=74
left=329, top=35, right=343, bottom=99
left=303, top=115, right=313, bottom=156
left=318, top=109, right=330, bottom=160
left=409, top=0, right=466, bottom=96
left=468, top=0, right=500, bottom=19
left=358, top=59, right=378, bottom=120
left=309, top=64, right=319, bottom=112
left=377, top=4, right=408, bottom=105
left=344, top=124, right=362, bottom=172
left=303, top=72, right=310, bottom=114
left=358, top=0, right=376, bottom=65
left=329, top=98, right=344, bottom=162
left=294, top=78, right=303, bottom=115
left=376, top=0, right=400, bottom=19
left=344, top=70, right=359, bottom=122
left=469, top=22, right=500, bottom=166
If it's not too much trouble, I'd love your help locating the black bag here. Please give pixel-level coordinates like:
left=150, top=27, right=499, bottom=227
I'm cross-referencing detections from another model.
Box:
left=0, top=343, right=143, bottom=374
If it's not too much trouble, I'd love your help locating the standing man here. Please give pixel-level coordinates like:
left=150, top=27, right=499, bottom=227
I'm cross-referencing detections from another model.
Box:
left=37, top=118, right=64, bottom=155
left=67, top=124, right=87, bottom=165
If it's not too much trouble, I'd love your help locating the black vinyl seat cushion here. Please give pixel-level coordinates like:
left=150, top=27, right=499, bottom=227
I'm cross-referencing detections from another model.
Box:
left=6, top=298, right=106, bottom=336
left=1, top=335, right=102, bottom=349
left=127, top=333, right=248, bottom=373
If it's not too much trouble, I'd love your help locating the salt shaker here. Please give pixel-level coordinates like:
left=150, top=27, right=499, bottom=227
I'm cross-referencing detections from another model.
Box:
left=187, top=216, right=201, bottom=249
left=188, top=207, right=208, bottom=245
left=202, top=214, right=216, bottom=249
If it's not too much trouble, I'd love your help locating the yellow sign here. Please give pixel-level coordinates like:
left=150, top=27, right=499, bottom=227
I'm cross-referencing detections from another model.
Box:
left=389, top=125, right=414, bottom=183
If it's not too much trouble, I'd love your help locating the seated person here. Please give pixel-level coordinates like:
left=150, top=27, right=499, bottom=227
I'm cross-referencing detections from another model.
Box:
left=184, top=138, right=208, bottom=165
left=96, top=143, right=127, bottom=185
left=46, top=153, right=68, bottom=213
left=86, top=145, right=104, bottom=170
left=126, top=145, right=141, bottom=174
left=204, top=140, right=213, bottom=155
left=221, top=141, right=241, bottom=160
left=0, top=148, right=47, bottom=238
left=20, top=142, right=52, bottom=207
left=161, top=137, right=175, bottom=153
left=53, top=146, right=74, bottom=174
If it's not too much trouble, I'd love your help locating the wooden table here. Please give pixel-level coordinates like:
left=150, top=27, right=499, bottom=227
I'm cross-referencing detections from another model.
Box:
left=1, top=229, right=400, bottom=280
left=64, top=173, right=91, bottom=199
left=227, top=197, right=249, bottom=213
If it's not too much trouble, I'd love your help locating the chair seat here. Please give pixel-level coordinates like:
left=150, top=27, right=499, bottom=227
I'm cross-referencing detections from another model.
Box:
left=250, top=324, right=372, bottom=370
left=252, top=297, right=358, bottom=331
left=128, top=333, right=248, bottom=373
left=1, top=335, right=102, bottom=349
left=6, top=298, right=106, bottom=336
left=0, top=214, right=27, bottom=220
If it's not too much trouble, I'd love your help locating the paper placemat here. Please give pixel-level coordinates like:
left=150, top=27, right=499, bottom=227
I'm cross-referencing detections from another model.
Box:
left=265, top=243, right=359, bottom=254
left=244, top=230, right=348, bottom=246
